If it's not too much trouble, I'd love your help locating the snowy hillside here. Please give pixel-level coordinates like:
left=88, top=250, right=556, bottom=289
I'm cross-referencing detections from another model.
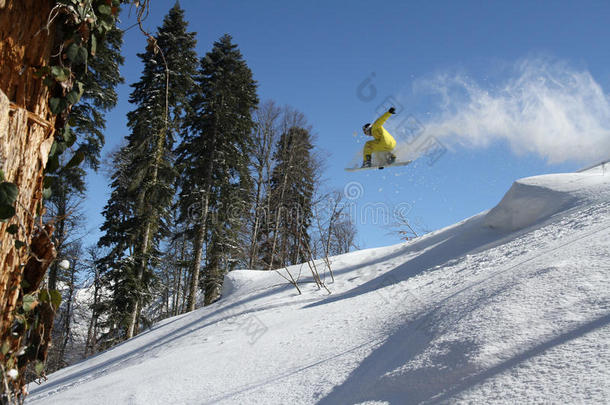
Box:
left=27, top=165, right=609, bottom=404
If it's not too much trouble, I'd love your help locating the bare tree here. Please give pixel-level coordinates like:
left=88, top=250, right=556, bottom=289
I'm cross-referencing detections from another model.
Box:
left=331, top=219, right=358, bottom=254
left=389, top=209, right=430, bottom=241
left=84, top=246, right=104, bottom=358
left=154, top=211, right=192, bottom=318
left=310, top=189, right=358, bottom=283
left=247, top=100, right=281, bottom=269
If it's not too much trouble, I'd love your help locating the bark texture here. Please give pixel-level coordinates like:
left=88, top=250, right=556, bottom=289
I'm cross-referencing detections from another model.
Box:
left=0, top=0, right=57, bottom=396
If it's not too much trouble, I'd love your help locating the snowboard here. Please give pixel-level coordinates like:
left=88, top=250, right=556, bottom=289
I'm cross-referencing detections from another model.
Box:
left=345, top=160, right=412, bottom=172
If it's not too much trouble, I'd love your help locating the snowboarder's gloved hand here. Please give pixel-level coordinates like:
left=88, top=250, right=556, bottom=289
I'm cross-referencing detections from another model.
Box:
left=388, top=107, right=396, bottom=114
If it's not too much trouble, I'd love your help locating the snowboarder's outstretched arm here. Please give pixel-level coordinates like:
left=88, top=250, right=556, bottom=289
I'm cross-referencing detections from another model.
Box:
left=372, top=107, right=396, bottom=130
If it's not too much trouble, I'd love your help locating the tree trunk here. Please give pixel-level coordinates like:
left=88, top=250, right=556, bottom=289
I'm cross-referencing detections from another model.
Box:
left=126, top=99, right=169, bottom=335
left=85, top=266, right=101, bottom=358
left=0, top=0, right=58, bottom=397
left=173, top=235, right=186, bottom=316
left=248, top=175, right=264, bottom=269
left=48, top=189, right=67, bottom=290
left=204, top=238, right=221, bottom=306
left=268, top=145, right=296, bottom=270
left=187, top=191, right=209, bottom=311
left=58, top=268, right=76, bottom=367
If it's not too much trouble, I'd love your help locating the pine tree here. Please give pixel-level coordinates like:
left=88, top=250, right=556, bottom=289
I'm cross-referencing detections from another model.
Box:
left=70, top=25, right=125, bottom=170
left=97, top=147, right=138, bottom=344
left=46, top=25, right=124, bottom=291
left=97, top=2, right=197, bottom=339
left=176, top=34, right=258, bottom=308
left=264, top=124, right=316, bottom=269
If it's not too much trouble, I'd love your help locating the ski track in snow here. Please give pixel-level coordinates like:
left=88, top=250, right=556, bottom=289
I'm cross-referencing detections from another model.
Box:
left=26, top=168, right=610, bottom=404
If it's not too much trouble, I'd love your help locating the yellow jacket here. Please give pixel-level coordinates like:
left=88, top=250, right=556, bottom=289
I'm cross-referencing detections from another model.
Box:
left=370, top=111, right=396, bottom=149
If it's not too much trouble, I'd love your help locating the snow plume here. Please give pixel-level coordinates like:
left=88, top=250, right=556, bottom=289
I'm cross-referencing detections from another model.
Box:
left=416, top=59, right=610, bottom=164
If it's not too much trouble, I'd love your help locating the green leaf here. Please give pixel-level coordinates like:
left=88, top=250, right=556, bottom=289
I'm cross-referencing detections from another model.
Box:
left=0, top=182, right=18, bottom=219
left=49, top=98, right=60, bottom=114
left=45, top=154, right=59, bottom=173
left=1, top=342, right=9, bottom=355
left=65, top=151, right=85, bottom=169
left=48, top=141, right=58, bottom=159
left=50, top=290, right=62, bottom=310
left=22, top=294, right=37, bottom=312
left=49, top=97, right=66, bottom=115
left=40, top=290, right=62, bottom=310
left=76, top=2, right=87, bottom=20
left=55, top=140, right=67, bottom=156
left=66, top=43, right=79, bottom=62
left=0, top=182, right=18, bottom=206
left=99, top=16, right=113, bottom=32
left=66, top=90, right=81, bottom=106
left=39, top=289, right=49, bottom=302
left=64, top=128, right=76, bottom=147
left=42, top=187, right=52, bottom=200
left=35, top=361, right=45, bottom=375
left=76, top=81, right=85, bottom=98
left=0, top=205, right=15, bottom=221
left=43, top=175, right=56, bottom=189
left=50, top=66, right=68, bottom=82
left=98, top=4, right=112, bottom=14
left=6, top=224, right=18, bottom=234
left=78, top=46, right=88, bottom=66
left=0, top=169, right=4, bottom=181
left=90, top=32, right=97, bottom=56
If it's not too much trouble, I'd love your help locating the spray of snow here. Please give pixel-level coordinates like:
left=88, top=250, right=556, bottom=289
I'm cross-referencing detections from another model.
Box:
left=413, top=58, right=610, bottom=164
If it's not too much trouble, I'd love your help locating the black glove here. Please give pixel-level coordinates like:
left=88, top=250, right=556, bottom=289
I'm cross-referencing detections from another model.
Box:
left=388, top=107, right=396, bottom=114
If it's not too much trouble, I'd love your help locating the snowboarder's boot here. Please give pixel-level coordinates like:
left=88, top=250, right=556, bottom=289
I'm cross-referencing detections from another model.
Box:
left=361, top=154, right=372, bottom=168
left=386, top=153, right=396, bottom=165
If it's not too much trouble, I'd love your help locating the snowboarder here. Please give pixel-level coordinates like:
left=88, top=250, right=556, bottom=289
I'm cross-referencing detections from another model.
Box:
left=361, top=107, right=397, bottom=168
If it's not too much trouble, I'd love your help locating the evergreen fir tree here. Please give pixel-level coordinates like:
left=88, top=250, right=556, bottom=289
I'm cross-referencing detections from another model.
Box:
left=70, top=25, right=125, bottom=170
left=97, top=2, right=197, bottom=339
left=97, top=147, right=138, bottom=343
left=46, top=25, right=124, bottom=291
left=176, top=34, right=258, bottom=308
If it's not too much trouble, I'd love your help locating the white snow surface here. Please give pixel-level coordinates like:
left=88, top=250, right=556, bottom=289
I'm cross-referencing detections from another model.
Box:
left=27, top=166, right=610, bottom=404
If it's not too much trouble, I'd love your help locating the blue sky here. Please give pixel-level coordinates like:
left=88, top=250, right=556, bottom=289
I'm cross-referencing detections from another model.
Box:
left=85, top=0, right=610, bottom=251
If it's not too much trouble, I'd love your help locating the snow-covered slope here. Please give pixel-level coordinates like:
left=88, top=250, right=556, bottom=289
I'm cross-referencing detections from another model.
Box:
left=27, top=166, right=610, bottom=404
left=485, top=163, right=608, bottom=231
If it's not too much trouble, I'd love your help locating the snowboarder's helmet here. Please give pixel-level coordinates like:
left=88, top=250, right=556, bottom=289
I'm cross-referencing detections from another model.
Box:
left=363, top=123, right=372, bottom=135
